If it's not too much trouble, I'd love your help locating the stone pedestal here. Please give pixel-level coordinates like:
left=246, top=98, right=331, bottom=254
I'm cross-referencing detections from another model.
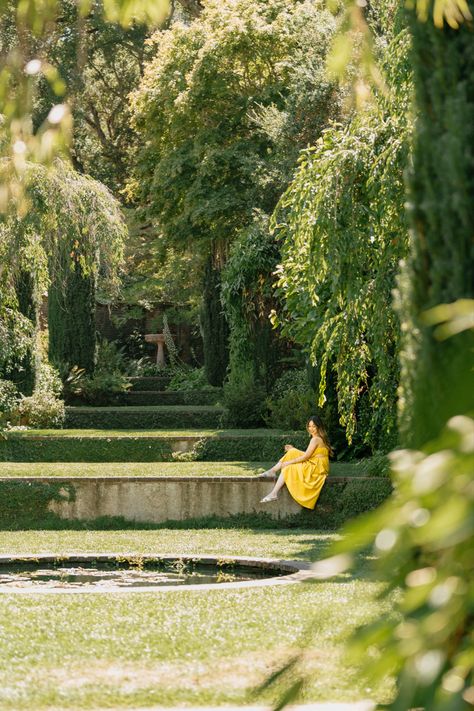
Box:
left=145, top=333, right=166, bottom=366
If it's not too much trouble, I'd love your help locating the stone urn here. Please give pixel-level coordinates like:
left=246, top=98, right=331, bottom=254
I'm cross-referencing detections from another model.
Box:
left=145, top=333, right=167, bottom=367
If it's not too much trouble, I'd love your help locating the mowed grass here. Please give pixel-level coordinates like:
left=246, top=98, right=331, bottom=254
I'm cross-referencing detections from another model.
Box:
left=0, top=529, right=394, bottom=710
left=0, top=460, right=363, bottom=478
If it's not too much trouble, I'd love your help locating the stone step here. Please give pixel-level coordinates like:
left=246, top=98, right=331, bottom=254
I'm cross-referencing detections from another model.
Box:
left=65, top=405, right=225, bottom=430
left=1, top=429, right=309, bottom=462
left=129, top=376, right=171, bottom=391
left=0, top=475, right=392, bottom=527
left=120, top=389, right=223, bottom=406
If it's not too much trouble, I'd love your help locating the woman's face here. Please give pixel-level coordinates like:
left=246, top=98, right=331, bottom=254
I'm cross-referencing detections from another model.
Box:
left=307, top=420, right=319, bottom=436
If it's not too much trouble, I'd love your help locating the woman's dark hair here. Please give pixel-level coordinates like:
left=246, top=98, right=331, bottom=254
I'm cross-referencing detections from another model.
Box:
left=307, top=415, right=334, bottom=457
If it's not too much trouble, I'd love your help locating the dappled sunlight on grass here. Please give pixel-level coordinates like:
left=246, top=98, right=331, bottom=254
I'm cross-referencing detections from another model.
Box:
left=0, top=537, right=393, bottom=709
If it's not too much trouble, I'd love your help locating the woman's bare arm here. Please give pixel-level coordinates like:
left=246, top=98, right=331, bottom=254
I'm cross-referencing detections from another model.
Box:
left=282, top=436, right=322, bottom=467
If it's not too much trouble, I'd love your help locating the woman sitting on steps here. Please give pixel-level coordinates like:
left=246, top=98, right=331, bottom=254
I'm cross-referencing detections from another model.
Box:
left=259, top=415, right=333, bottom=509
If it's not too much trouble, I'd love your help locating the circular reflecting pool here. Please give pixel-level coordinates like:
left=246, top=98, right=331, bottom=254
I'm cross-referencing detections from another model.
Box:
left=0, top=555, right=310, bottom=593
left=0, top=561, right=275, bottom=589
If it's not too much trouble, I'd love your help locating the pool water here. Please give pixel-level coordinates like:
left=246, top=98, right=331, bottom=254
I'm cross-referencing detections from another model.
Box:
left=0, top=560, right=279, bottom=590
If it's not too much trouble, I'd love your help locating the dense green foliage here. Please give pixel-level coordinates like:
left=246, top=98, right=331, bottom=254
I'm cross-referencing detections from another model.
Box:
left=64, top=405, right=224, bottom=429
left=221, top=213, right=284, bottom=388
left=295, top=7, right=474, bottom=711
left=201, top=258, right=229, bottom=386
left=130, top=0, right=338, bottom=383
left=397, top=8, right=474, bottom=446
left=272, top=28, right=411, bottom=450
left=48, top=262, right=96, bottom=374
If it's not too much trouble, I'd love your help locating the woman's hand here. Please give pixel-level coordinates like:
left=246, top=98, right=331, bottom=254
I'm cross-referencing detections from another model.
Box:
left=284, top=444, right=293, bottom=452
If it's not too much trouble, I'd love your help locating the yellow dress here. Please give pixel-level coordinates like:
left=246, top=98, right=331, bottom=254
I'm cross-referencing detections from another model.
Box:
left=281, top=446, right=329, bottom=509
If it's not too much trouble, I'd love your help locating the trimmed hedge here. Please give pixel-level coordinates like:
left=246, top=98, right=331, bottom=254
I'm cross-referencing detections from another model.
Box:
left=120, top=390, right=223, bottom=406
left=0, top=480, right=76, bottom=529
left=0, top=431, right=308, bottom=463
left=129, top=376, right=170, bottom=391
left=65, top=406, right=225, bottom=430
left=0, top=477, right=393, bottom=530
left=196, top=432, right=309, bottom=461
left=0, top=436, right=173, bottom=463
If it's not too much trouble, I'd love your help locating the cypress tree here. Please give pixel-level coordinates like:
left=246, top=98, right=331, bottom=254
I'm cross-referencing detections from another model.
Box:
left=48, top=259, right=96, bottom=374
left=200, top=257, right=229, bottom=387
left=398, top=5, right=474, bottom=446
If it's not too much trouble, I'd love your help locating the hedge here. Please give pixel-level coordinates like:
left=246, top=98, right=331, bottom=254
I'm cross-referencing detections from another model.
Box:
left=120, top=390, right=223, bottom=406
left=0, top=435, right=174, bottom=463
left=129, top=376, right=171, bottom=391
left=0, top=431, right=308, bottom=463
left=64, top=406, right=226, bottom=430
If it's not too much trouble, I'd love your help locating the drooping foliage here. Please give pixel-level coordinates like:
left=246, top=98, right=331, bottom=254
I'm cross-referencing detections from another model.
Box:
left=271, top=28, right=411, bottom=449
left=221, top=212, right=283, bottom=388
left=0, top=160, right=126, bottom=379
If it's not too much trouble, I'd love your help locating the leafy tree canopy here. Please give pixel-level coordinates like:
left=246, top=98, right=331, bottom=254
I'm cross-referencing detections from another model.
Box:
left=129, top=0, right=338, bottom=251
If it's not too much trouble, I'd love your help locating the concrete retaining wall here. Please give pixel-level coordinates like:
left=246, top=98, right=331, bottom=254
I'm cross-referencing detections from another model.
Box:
left=45, top=477, right=305, bottom=522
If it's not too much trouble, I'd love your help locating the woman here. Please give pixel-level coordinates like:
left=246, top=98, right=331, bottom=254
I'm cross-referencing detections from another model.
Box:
left=259, top=415, right=332, bottom=508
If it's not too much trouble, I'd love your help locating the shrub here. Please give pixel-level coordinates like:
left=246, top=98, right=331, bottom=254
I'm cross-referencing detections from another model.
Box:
left=71, top=371, right=131, bottom=405
left=35, top=361, right=62, bottom=397
left=221, top=371, right=267, bottom=428
left=95, top=339, right=129, bottom=374
left=356, top=451, right=390, bottom=477
left=62, top=340, right=132, bottom=405
left=0, top=379, right=20, bottom=426
left=167, top=366, right=210, bottom=392
left=265, top=369, right=316, bottom=430
left=270, top=369, right=310, bottom=401
left=17, top=391, right=65, bottom=428
left=125, top=357, right=161, bottom=377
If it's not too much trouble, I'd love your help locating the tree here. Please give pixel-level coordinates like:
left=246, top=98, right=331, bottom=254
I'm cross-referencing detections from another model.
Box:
left=130, top=0, right=338, bottom=383
left=0, top=160, right=126, bottom=379
left=270, top=21, right=411, bottom=449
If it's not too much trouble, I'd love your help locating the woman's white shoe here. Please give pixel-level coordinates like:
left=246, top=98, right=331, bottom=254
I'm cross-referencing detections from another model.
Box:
left=256, top=469, right=276, bottom=479
left=260, top=493, right=279, bottom=503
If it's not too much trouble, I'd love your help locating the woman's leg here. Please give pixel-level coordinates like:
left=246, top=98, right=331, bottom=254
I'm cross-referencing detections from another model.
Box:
left=260, top=471, right=286, bottom=502
left=257, top=460, right=283, bottom=478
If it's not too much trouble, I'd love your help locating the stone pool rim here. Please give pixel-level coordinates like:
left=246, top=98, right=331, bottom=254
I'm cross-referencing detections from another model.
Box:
left=0, top=553, right=313, bottom=594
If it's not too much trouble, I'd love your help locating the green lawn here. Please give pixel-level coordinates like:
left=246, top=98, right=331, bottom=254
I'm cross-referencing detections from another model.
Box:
left=0, top=529, right=394, bottom=710
left=0, top=460, right=364, bottom=478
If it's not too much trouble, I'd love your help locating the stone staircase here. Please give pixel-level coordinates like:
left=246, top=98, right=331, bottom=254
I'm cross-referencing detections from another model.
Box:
left=0, top=376, right=392, bottom=527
